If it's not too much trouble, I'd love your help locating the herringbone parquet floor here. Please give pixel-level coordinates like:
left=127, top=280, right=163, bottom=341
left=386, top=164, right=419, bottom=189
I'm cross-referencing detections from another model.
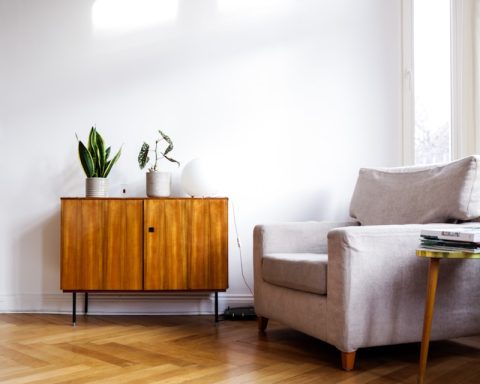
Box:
left=0, top=314, right=479, bottom=383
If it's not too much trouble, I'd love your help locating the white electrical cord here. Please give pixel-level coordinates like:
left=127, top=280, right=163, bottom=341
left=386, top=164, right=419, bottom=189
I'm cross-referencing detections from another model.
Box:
left=231, top=200, right=254, bottom=296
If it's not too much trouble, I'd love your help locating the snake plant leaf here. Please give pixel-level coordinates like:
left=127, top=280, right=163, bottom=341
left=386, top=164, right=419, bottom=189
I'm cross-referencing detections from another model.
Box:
left=95, top=130, right=106, bottom=175
left=138, top=142, right=150, bottom=170
left=87, top=127, right=96, bottom=154
left=105, top=146, right=111, bottom=160
left=103, top=146, right=122, bottom=177
left=87, top=127, right=98, bottom=168
left=78, top=140, right=96, bottom=177
left=87, top=127, right=95, bottom=151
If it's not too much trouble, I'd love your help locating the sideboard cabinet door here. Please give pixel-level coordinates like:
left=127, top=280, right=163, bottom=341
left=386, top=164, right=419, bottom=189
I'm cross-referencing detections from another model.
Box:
left=144, top=198, right=228, bottom=291
left=61, top=199, right=143, bottom=291
left=190, top=199, right=228, bottom=290
left=144, top=199, right=189, bottom=290
left=103, top=200, right=143, bottom=290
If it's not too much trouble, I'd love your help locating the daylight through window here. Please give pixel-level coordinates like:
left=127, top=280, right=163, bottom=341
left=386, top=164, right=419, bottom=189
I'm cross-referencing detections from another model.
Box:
left=413, top=0, right=452, bottom=165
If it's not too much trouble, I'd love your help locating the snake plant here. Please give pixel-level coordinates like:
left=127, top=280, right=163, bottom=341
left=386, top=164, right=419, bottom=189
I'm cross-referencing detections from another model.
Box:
left=77, top=127, right=122, bottom=178
left=138, top=129, right=180, bottom=172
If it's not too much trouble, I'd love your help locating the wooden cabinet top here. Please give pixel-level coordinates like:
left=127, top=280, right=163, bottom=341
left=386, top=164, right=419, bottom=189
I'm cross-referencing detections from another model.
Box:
left=61, top=197, right=228, bottom=201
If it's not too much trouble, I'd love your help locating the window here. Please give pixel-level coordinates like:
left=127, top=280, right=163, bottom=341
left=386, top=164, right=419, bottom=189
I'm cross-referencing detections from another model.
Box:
left=413, top=0, right=452, bottom=165
left=413, top=0, right=452, bottom=164
left=404, top=0, right=477, bottom=166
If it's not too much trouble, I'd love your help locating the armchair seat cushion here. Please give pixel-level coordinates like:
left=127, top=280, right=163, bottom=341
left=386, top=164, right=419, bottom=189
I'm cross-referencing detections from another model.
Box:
left=262, top=253, right=328, bottom=295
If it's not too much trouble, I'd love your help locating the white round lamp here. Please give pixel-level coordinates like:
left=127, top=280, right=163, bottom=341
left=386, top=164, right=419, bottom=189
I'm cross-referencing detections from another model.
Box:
left=181, top=158, right=219, bottom=197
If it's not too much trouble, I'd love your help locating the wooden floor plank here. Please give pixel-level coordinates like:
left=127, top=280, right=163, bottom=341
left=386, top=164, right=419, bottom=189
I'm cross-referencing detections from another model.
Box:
left=0, top=314, right=478, bottom=383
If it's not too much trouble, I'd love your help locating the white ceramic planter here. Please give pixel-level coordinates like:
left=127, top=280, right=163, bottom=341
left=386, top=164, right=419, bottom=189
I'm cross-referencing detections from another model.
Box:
left=86, top=177, right=108, bottom=197
left=146, top=171, right=171, bottom=197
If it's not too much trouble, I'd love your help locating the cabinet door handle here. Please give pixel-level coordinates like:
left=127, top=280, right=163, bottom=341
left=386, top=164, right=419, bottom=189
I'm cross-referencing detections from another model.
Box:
left=148, top=227, right=155, bottom=233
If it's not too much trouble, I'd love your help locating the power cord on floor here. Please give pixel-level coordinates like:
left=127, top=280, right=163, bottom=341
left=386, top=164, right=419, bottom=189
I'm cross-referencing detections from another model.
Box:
left=231, top=200, right=254, bottom=296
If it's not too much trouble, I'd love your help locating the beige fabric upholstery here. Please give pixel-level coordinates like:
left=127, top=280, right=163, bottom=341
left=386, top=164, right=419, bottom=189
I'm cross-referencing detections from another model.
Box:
left=350, top=155, right=480, bottom=225
left=327, top=224, right=480, bottom=351
left=254, top=156, right=480, bottom=359
left=254, top=222, right=480, bottom=354
left=262, top=253, right=328, bottom=295
left=254, top=221, right=356, bottom=344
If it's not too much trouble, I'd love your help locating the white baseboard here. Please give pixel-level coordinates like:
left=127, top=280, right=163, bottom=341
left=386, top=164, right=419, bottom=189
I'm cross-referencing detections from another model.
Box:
left=0, top=292, right=254, bottom=315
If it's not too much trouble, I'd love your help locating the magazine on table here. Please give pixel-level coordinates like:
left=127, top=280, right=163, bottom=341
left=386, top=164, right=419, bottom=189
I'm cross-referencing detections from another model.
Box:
left=420, top=225, right=480, bottom=243
left=419, top=238, right=480, bottom=253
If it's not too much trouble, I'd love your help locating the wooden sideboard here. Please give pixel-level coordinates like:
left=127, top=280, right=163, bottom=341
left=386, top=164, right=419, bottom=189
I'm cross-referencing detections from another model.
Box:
left=61, top=197, right=228, bottom=324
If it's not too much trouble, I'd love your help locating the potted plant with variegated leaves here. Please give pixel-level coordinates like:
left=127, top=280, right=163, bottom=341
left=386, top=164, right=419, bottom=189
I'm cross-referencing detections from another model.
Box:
left=77, top=126, right=122, bottom=197
left=138, top=129, right=180, bottom=197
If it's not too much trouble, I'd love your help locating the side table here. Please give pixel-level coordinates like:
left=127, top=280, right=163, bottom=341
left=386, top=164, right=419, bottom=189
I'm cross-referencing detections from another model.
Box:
left=416, top=249, right=480, bottom=384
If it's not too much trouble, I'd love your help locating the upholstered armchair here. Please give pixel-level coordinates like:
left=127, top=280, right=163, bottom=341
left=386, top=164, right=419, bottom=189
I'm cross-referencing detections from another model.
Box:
left=253, top=156, right=480, bottom=370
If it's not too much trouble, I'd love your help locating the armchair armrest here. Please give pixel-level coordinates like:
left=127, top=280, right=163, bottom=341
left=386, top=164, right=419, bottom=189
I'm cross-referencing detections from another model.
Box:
left=253, top=221, right=358, bottom=300
left=325, top=224, right=478, bottom=351
left=254, top=221, right=359, bottom=255
left=326, top=224, right=426, bottom=351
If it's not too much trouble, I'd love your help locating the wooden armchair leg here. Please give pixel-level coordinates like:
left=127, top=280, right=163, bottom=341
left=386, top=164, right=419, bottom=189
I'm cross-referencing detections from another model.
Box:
left=258, top=316, right=269, bottom=332
left=340, top=351, right=356, bottom=371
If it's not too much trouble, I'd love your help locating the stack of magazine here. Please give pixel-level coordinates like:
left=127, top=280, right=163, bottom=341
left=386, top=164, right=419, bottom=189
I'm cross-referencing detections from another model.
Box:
left=420, top=226, right=480, bottom=253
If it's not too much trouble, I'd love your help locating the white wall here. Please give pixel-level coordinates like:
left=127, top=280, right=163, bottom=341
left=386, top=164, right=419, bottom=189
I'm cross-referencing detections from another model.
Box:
left=0, top=0, right=402, bottom=314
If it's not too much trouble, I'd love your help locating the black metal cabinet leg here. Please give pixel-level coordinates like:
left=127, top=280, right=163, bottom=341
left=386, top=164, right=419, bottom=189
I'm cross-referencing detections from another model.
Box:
left=72, top=292, right=76, bottom=326
left=215, top=292, right=219, bottom=323
left=84, top=292, right=88, bottom=315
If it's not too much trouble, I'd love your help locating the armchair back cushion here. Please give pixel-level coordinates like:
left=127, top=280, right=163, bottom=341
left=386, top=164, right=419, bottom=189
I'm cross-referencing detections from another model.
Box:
left=349, top=155, right=480, bottom=225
